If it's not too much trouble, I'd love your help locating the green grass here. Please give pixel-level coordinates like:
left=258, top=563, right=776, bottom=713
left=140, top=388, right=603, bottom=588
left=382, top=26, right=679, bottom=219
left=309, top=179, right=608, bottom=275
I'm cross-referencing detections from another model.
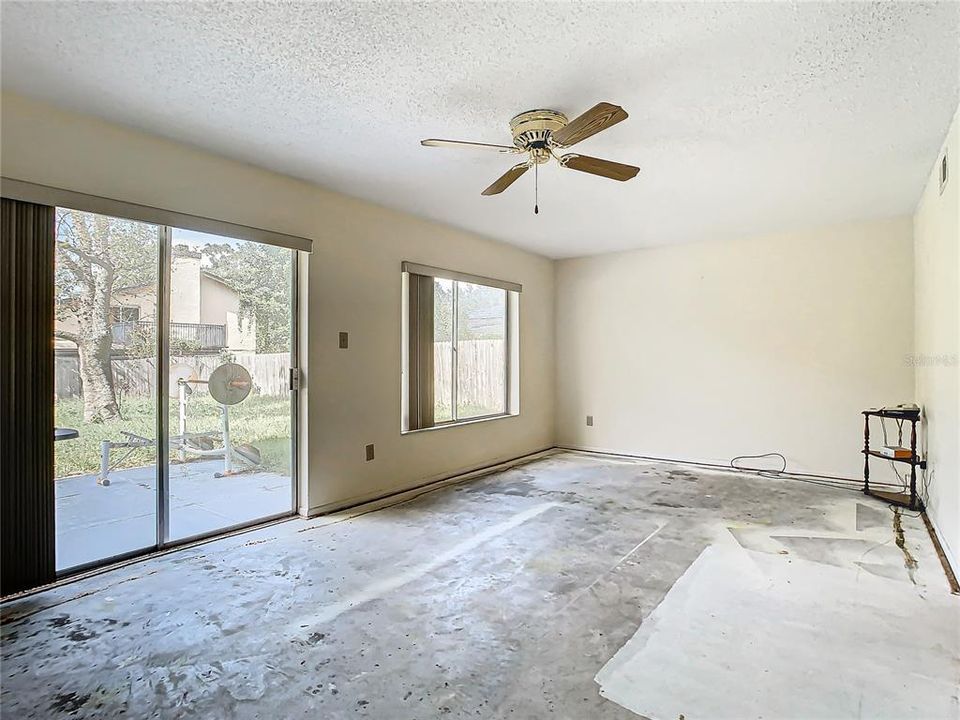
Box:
left=55, top=394, right=292, bottom=478
left=433, top=403, right=502, bottom=424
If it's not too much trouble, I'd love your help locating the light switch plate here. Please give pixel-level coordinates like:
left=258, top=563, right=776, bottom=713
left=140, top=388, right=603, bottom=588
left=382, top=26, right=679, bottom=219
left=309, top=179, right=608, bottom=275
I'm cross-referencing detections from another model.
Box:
left=365, top=444, right=375, bottom=461
left=586, top=415, right=594, bottom=427
left=339, top=332, right=349, bottom=349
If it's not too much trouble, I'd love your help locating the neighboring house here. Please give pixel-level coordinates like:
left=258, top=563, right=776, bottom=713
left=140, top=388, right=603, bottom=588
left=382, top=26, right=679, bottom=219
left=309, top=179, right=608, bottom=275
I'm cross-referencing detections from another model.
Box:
left=56, top=248, right=256, bottom=352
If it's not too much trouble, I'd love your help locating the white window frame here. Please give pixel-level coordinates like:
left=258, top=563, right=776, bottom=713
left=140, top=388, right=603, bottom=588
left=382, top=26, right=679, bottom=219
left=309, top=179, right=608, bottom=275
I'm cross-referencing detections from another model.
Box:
left=401, top=263, right=520, bottom=433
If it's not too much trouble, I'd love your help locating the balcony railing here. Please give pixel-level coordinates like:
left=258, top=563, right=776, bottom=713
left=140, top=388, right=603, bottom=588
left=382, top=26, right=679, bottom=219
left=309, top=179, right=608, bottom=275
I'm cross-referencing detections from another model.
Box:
left=112, top=321, right=226, bottom=350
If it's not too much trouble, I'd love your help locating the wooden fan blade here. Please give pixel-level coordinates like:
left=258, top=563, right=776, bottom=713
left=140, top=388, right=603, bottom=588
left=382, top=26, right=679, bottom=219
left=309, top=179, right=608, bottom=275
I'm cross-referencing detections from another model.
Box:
left=481, top=163, right=530, bottom=196
left=421, top=138, right=522, bottom=154
left=550, top=102, right=628, bottom=147
left=560, top=154, right=640, bottom=181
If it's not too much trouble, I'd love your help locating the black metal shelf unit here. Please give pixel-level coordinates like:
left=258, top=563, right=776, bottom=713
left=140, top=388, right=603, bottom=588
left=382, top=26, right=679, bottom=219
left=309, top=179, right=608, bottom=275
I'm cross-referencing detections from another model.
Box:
left=862, top=407, right=926, bottom=511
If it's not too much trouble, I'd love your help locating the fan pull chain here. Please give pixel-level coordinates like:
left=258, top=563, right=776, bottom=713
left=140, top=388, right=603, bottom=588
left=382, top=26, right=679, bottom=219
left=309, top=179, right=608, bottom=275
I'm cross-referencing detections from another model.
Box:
left=534, top=162, right=539, bottom=215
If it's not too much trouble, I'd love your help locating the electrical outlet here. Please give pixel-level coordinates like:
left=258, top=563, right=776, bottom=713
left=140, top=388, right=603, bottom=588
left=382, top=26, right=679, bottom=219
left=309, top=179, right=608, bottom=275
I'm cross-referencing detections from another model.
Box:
left=365, top=444, right=375, bottom=461
left=339, top=332, right=349, bottom=349
left=586, top=415, right=594, bottom=427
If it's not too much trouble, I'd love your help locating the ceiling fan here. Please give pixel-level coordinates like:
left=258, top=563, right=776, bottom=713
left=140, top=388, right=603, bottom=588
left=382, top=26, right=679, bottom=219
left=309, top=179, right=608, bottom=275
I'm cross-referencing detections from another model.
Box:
left=421, top=102, right=639, bottom=213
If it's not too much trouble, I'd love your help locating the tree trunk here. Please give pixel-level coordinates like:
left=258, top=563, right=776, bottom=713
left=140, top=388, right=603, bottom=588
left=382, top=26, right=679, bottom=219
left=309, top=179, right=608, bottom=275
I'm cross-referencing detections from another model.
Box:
left=78, top=334, right=118, bottom=423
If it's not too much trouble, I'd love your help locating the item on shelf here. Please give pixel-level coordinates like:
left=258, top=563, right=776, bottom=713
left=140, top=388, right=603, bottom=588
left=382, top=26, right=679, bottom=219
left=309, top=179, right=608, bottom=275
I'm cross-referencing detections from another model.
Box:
left=877, top=445, right=913, bottom=459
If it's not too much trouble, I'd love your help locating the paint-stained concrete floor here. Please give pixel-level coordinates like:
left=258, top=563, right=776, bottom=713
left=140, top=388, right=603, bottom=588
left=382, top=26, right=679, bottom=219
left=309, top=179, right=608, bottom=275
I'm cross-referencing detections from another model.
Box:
left=1, top=451, right=956, bottom=719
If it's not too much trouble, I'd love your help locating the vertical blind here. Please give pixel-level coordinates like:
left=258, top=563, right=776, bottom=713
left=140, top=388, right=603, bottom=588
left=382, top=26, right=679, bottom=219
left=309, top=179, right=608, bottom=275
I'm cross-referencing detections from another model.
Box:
left=407, top=273, right=436, bottom=431
left=1, top=198, right=57, bottom=595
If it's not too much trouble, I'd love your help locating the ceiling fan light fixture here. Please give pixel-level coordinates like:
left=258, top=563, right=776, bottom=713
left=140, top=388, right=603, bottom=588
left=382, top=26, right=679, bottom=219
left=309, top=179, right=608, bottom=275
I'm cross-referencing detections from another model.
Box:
left=508, top=109, right=568, bottom=150
left=421, top=101, right=639, bottom=208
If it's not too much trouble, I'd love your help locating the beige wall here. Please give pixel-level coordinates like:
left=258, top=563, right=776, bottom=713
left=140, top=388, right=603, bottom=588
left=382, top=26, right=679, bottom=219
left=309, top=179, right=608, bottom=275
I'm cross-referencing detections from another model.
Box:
left=1, top=92, right=555, bottom=514
left=198, top=275, right=236, bottom=326
left=914, top=103, right=960, bottom=570
left=555, top=217, right=915, bottom=479
left=199, top=275, right=256, bottom=351
left=170, top=253, right=201, bottom=324
left=115, top=286, right=157, bottom=323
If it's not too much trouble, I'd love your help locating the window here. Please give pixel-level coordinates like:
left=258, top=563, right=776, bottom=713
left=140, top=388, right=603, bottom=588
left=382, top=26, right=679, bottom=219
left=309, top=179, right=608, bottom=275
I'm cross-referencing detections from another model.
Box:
left=110, top=305, right=141, bottom=323
left=403, top=263, right=519, bottom=431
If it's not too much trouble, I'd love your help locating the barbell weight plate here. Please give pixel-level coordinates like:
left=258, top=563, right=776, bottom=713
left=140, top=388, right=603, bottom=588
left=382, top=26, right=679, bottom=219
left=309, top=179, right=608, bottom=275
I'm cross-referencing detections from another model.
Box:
left=208, top=363, right=252, bottom=405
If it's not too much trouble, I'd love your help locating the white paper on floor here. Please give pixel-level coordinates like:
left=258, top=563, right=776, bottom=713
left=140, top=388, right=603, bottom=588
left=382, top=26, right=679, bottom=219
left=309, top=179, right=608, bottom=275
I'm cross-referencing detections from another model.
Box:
left=595, top=544, right=960, bottom=720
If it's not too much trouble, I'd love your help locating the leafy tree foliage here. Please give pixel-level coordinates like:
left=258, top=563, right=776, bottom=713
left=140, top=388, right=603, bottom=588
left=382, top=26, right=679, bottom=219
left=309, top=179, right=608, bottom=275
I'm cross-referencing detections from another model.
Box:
left=199, top=241, right=292, bottom=353
left=54, top=212, right=292, bottom=422
left=55, top=209, right=158, bottom=422
left=433, top=279, right=505, bottom=340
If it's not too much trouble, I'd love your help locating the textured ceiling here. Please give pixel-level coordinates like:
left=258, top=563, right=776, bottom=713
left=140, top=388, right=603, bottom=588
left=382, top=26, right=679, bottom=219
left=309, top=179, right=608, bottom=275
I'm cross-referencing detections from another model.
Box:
left=2, top=2, right=958, bottom=258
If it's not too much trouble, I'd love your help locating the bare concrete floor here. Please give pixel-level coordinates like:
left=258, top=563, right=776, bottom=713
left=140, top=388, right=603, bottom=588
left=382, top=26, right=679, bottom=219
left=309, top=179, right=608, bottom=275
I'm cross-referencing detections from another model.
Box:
left=1, top=451, right=956, bottom=719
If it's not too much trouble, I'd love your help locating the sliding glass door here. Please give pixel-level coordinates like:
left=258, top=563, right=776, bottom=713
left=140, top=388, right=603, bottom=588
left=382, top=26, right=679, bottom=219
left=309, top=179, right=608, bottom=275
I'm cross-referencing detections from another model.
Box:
left=53, top=209, right=161, bottom=570
left=166, top=229, right=295, bottom=541
left=53, top=209, right=297, bottom=572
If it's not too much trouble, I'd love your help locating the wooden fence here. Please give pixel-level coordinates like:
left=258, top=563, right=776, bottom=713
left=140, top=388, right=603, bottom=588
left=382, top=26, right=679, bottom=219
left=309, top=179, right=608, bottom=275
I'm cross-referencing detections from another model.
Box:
left=55, top=351, right=291, bottom=400
left=434, top=339, right=505, bottom=414
left=56, top=341, right=504, bottom=409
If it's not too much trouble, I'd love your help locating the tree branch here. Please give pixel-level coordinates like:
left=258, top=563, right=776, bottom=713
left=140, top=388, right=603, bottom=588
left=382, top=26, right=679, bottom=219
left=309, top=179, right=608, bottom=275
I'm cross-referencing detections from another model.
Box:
left=54, top=329, right=81, bottom=344
left=56, top=249, right=93, bottom=283
left=57, top=241, right=113, bottom=273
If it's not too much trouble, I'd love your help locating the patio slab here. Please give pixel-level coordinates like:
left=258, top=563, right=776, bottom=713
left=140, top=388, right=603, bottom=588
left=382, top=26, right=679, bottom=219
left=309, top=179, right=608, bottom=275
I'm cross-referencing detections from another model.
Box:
left=55, top=460, right=293, bottom=570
